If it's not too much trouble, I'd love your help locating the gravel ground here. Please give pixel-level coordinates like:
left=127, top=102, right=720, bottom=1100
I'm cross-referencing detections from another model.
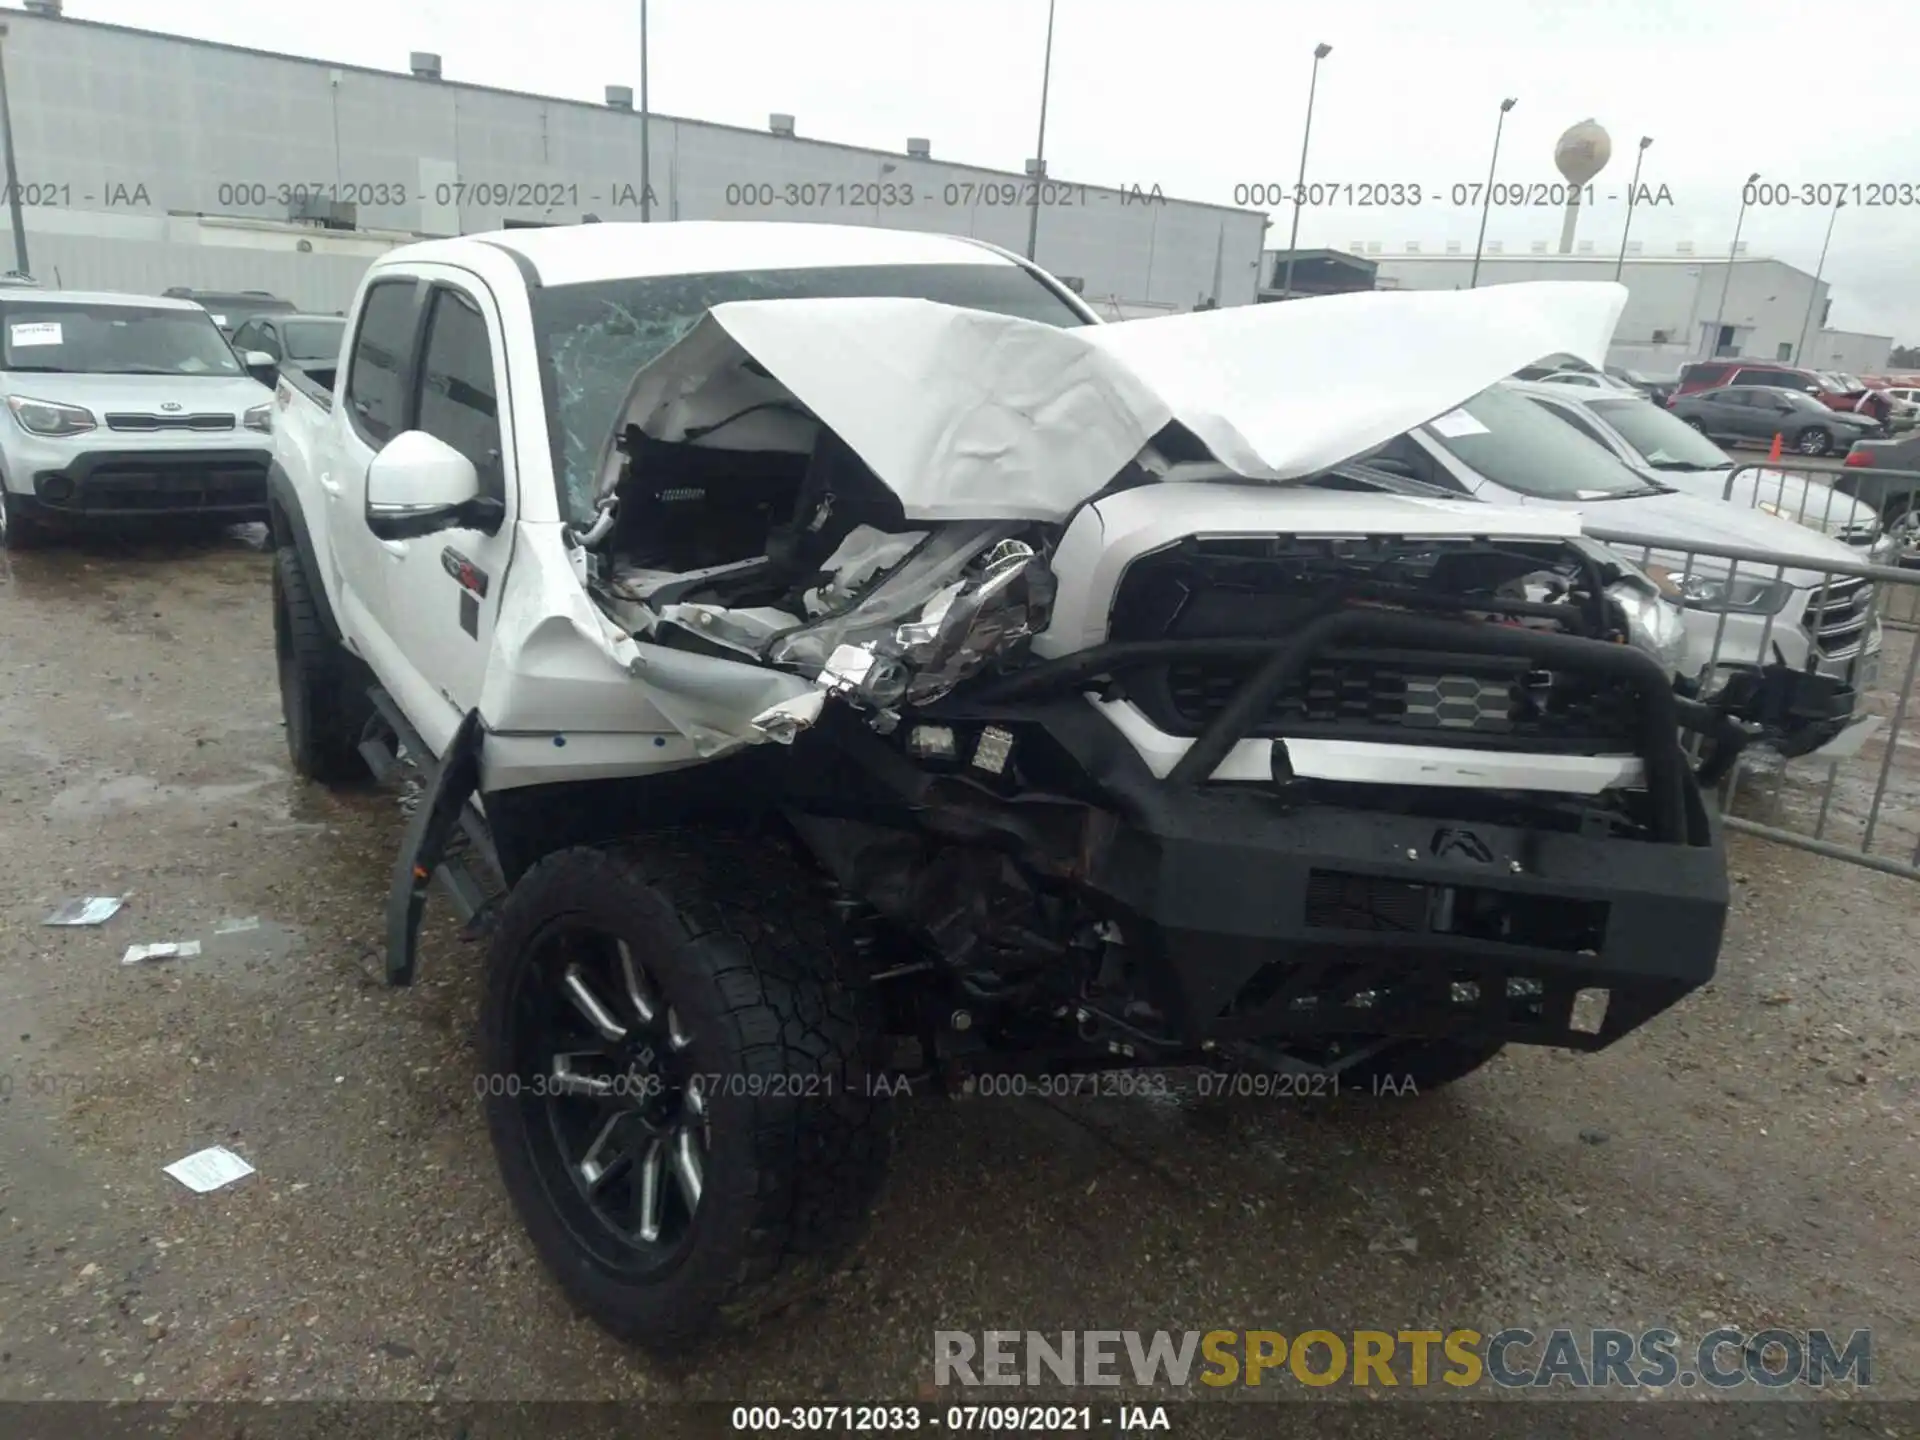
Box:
left=0, top=527, right=1915, bottom=1434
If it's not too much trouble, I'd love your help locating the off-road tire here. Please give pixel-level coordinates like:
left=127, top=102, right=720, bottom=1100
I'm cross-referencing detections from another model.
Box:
left=1795, top=426, right=1833, bottom=457
left=273, top=545, right=371, bottom=783
left=480, top=833, right=892, bottom=1355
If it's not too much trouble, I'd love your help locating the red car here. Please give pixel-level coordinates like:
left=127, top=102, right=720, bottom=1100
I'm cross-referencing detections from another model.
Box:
left=1673, top=360, right=1894, bottom=423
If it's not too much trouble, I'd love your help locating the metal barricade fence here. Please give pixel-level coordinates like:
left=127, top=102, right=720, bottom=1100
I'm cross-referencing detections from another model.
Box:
left=1714, top=458, right=1920, bottom=626
left=1586, top=481, right=1920, bottom=881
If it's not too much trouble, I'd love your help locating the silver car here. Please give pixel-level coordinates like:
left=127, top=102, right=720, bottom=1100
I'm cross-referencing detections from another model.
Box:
left=0, top=289, right=275, bottom=548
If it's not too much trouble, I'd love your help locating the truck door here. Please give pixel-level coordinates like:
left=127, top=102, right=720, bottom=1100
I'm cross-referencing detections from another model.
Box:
left=374, top=270, right=518, bottom=757
left=325, top=275, right=427, bottom=700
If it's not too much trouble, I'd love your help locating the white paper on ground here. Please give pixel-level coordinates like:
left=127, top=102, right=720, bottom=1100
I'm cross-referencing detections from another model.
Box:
left=44, top=896, right=125, bottom=926
left=9, top=321, right=63, bottom=347
left=163, top=1145, right=255, bottom=1193
left=122, top=941, right=202, bottom=965
left=1429, top=408, right=1492, bottom=439
left=212, top=916, right=261, bottom=934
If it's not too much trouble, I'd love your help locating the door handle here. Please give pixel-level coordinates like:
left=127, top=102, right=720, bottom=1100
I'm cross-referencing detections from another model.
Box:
left=318, top=471, right=341, bottom=495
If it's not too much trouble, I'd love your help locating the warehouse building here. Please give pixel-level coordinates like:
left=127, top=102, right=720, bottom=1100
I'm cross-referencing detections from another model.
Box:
left=0, top=4, right=1266, bottom=316
left=1803, top=327, right=1896, bottom=376
left=1260, top=242, right=1892, bottom=375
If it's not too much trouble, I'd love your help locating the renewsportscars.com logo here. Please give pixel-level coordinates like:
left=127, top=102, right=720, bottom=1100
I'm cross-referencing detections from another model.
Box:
left=933, top=1328, right=1872, bottom=1390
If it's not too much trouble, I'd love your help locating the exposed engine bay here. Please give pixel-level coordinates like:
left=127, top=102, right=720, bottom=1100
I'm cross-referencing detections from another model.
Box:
left=581, top=419, right=1061, bottom=728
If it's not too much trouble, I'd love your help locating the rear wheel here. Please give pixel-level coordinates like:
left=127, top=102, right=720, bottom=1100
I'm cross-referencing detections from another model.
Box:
left=1795, top=426, right=1834, bottom=457
left=273, top=545, right=371, bottom=784
left=480, top=833, right=891, bottom=1355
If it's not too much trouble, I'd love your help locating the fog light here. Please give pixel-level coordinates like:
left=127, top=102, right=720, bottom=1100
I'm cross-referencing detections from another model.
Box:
left=972, top=726, right=1014, bottom=774
left=907, top=725, right=957, bottom=760
left=39, top=474, right=72, bottom=502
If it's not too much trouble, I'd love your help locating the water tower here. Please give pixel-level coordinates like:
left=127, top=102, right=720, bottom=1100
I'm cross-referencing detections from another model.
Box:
left=1554, top=119, right=1612, bottom=254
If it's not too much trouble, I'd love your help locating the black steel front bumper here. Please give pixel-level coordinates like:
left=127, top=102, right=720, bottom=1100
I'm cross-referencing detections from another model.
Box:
left=26, top=446, right=272, bottom=519
left=1685, top=664, right=1857, bottom=758
left=1081, top=770, right=1725, bottom=1052
left=935, top=608, right=1745, bottom=1054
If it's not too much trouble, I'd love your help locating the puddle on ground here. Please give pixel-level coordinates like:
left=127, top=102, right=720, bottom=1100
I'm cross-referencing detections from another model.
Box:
left=45, top=762, right=289, bottom=823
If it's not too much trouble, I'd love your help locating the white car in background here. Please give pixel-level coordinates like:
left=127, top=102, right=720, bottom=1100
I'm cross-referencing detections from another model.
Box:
left=1515, top=381, right=1891, bottom=558
left=1353, top=379, right=1883, bottom=756
left=0, top=289, right=276, bottom=548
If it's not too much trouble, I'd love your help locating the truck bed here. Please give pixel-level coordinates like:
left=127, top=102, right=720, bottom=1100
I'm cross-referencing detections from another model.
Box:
left=284, top=364, right=335, bottom=413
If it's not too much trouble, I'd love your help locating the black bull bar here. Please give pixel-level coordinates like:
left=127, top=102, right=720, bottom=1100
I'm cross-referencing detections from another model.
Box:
left=971, top=606, right=1754, bottom=843
left=946, top=608, right=1753, bottom=1049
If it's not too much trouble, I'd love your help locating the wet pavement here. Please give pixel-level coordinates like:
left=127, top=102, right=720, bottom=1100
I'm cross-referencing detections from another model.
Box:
left=0, top=528, right=1916, bottom=1424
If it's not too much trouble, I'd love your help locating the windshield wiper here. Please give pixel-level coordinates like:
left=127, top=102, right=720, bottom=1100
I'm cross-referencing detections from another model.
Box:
left=1574, top=485, right=1667, bottom=501
left=0, top=364, right=73, bottom=373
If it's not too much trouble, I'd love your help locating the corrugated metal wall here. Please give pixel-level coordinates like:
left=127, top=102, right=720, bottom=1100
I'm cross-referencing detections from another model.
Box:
left=0, top=228, right=388, bottom=311
left=0, top=11, right=1266, bottom=312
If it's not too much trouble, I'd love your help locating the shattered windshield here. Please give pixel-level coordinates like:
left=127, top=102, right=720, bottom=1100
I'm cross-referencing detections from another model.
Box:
left=531, top=262, right=1089, bottom=528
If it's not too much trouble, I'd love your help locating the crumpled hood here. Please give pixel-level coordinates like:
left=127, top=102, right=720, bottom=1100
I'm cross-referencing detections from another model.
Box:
left=598, top=280, right=1629, bottom=523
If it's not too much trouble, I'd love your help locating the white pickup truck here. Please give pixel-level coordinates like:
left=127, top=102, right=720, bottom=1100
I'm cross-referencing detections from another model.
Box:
left=267, top=222, right=1748, bottom=1354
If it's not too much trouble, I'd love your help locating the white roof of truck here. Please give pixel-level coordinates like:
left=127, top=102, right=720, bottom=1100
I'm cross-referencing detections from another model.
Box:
left=387, top=221, right=1017, bottom=289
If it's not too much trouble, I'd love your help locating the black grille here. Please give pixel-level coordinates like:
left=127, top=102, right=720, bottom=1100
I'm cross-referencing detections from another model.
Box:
left=1152, top=649, right=1642, bottom=750
left=105, top=412, right=237, bottom=432
left=1802, top=576, right=1872, bottom=657
left=39, top=453, right=269, bottom=514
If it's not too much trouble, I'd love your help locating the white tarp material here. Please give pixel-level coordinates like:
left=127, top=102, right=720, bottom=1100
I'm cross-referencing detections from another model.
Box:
left=600, top=281, right=1628, bottom=523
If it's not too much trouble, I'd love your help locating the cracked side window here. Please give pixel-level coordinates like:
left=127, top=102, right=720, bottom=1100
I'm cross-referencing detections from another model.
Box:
left=536, top=272, right=809, bottom=529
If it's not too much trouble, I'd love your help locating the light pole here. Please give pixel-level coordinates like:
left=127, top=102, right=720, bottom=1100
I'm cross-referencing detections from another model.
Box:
left=1024, top=0, right=1056, bottom=262
left=639, top=0, right=651, bottom=222
left=1795, top=196, right=1844, bottom=366
left=1278, top=42, right=1332, bottom=302
left=1708, top=172, right=1762, bottom=358
left=0, top=23, right=28, bottom=276
left=1469, top=98, right=1516, bottom=289
left=1613, top=135, right=1651, bottom=281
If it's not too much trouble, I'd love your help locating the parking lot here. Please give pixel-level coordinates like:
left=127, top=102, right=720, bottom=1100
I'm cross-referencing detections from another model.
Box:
left=2, top=528, right=1916, bottom=1416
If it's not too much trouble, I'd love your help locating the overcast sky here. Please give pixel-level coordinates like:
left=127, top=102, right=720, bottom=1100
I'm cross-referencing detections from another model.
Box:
left=66, top=0, right=1920, bottom=341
